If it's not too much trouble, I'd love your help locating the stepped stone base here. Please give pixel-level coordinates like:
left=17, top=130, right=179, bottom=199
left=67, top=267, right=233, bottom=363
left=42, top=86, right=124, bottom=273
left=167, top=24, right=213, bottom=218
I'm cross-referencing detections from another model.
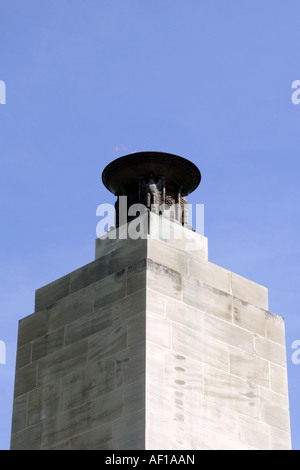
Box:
left=10, top=214, right=291, bottom=450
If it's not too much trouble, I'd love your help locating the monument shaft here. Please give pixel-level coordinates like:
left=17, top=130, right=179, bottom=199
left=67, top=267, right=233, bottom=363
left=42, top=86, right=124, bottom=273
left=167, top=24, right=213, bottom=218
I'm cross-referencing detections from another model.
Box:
left=10, top=153, right=291, bottom=449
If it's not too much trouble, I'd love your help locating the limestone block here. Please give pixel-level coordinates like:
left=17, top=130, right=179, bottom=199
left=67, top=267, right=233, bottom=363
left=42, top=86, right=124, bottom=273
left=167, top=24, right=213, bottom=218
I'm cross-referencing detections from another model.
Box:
left=113, top=289, right=146, bottom=323
left=260, top=388, right=291, bottom=432
left=14, top=362, right=37, bottom=398
left=91, top=389, right=123, bottom=427
left=64, top=305, right=113, bottom=347
left=114, top=345, right=145, bottom=387
left=35, top=274, right=70, bottom=312
left=112, top=410, right=145, bottom=450
left=231, top=272, right=268, bottom=309
left=254, top=335, right=287, bottom=367
left=164, top=351, right=204, bottom=391
left=15, top=343, right=31, bottom=369
left=69, top=422, right=113, bottom=450
left=146, top=311, right=171, bottom=349
left=94, top=269, right=126, bottom=310
left=46, top=440, right=71, bottom=450
left=10, top=394, right=27, bottom=435
left=146, top=381, right=182, bottom=421
left=87, top=323, right=127, bottom=363
left=146, top=289, right=165, bottom=317
left=11, top=423, right=42, bottom=450
left=229, top=348, right=269, bottom=387
left=232, top=297, right=266, bottom=337
left=182, top=392, right=268, bottom=449
left=233, top=413, right=272, bottom=450
left=17, top=309, right=48, bottom=348
left=270, top=363, right=289, bottom=396
left=36, top=238, right=146, bottom=311
left=37, top=340, right=88, bottom=388
left=145, top=412, right=186, bottom=450
left=166, top=297, right=202, bottom=331
left=204, top=366, right=260, bottom=419
left=147, top=238, right=188, bottom=276
left=27, top=382, right=60, bottom=427
left=147, top=259, right=182, bottom=301
left=146, top=384, right=268, bottom=449
left=183, top=277, right=232, bottom=322
left=41, top=402, right=92, bottom=448
left=61, top=357, right=116, bottom=411
left=32, top=328, right=64, bottom=362
left=146, top=341, right=166, bottom=384
left=95, top=223, right=139, bottom=259
left=127, top=259, right=146, bottom=295
left=148, top=212, right=208, bottom=261
left=47, top=285, right=94, bottom=332
left=265, top=311, right=286, bottom=345
left=171, top=322, right=229, bottom=372
left=188, top=258, right=231, bottom=295
left=72, top=238, right=147, bottom=293
left=204, top=313, right=254, bottom=354
left=270, top=427, right=291, bottom=450
left=123, top=379, right=145, bottom=416
left=127, top=312, right=146, bottom=348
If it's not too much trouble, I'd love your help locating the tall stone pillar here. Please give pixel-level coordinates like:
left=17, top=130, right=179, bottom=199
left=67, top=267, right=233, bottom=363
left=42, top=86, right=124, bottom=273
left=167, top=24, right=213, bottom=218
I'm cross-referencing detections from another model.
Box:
left=10, top=152, right=291, bottom=450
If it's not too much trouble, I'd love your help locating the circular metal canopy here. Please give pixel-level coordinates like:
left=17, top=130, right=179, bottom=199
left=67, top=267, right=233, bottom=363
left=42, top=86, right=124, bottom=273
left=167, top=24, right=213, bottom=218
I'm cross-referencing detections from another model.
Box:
left=102, top=151, right=201, bottom=197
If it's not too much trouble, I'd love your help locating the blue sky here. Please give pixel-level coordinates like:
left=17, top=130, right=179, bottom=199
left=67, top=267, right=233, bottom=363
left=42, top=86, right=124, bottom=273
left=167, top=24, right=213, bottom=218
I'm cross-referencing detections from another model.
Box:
left=1, top=0, right=300, bottom=450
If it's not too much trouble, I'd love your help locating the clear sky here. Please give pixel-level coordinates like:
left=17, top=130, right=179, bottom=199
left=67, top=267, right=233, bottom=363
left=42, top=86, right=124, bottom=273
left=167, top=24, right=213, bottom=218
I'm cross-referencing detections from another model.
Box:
left=1, top=0, right=300, bottom=450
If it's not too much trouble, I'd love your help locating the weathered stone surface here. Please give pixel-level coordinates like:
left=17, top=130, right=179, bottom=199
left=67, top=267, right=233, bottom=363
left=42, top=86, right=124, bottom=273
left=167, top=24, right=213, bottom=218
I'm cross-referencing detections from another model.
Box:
left=270, top=362, right=289, bottom=396
left=113, top=410, right=145, bottom=450
left=147, top=259, right=182, bottom=301
left=188, top=257, right=231, bottom=294
left=61, top=357, right=116, bottom=411
left=233, top=297, right=266, bottom=337
left=37, top=340, right=88, bottom=388
left=171, top=321, right=229, bottom=372
left=183, top=277, right=232, bottom=322
left=47, top=285, right=94, bottom=332
left=204, top=313, right=254, bottom=354
left=15, top=343, right=31, bottom=369
left=260, top=388, right=290, bottom=432
left=32, top=328, right=64, bottom=362
left=229, top=348, right=269, bottom=387
left=94, top=269, right=126, bottom=309
left=17, top=309, right=48, bottom=348
left=11, top=223, right=291, bottom=450
left=14, top=362, right=38, bottom=398
left=27, top=382, right=60, bottom=426
left=72, top=238, right=147, bottom=293
left=11, top=423, right=42, bottom=450
left=87, top=323, right=127, bottom=363
left=35, top=274, right=70, bottom=312
left=127, top=259, right=146, bottom=295
left=148, top=212, right=208, bottom=261
left=10, top=394, right=27, bottom=435
left=69, top=422, right=113, bottom=450
left=147, top=238, right=188, bottom=276
left=64, top=305, right=113, bottom=346
left=231, top=272, right=268, bottom=310
left=265, top=310, right=286, bottom=345
left=254, top=335, right=287, bottom=367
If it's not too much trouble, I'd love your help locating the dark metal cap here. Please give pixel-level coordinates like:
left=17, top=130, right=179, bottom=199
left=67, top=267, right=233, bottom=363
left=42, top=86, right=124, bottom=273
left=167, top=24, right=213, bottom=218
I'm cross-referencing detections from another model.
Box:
left=102, top=151, right=201, bottom=197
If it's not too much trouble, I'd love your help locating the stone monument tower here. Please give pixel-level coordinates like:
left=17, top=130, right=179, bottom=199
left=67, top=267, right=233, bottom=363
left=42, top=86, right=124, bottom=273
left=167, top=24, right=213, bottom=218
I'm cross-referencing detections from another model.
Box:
left=10, top=152, right=291, bottom=450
